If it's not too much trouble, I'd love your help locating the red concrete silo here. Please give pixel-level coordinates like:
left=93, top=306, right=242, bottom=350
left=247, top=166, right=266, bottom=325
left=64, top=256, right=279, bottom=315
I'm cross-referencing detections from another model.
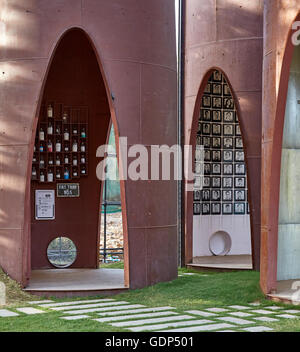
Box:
left=184, top=0, right=263, bottom=270
left=0, top=0, right=177, bottom=293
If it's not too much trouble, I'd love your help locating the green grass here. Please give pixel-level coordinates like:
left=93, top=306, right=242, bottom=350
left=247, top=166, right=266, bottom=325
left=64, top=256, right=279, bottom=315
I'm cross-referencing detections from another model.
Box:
left=1, top=267, right=300, bottom=331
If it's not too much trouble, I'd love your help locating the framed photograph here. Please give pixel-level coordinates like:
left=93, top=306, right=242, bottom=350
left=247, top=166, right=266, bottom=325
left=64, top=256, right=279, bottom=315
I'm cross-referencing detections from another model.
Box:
left=193, top=203, right=201, bottom=215
left=222, top=203, right=233, bottom=215
left=223, top=150, right=233, bottom=162
left=235, top=163, right=245, bottom=175
left=202, top=109, right=211, bottom=121
left=196, top=135, right=201, bottom=145
left=235, top=177, right=246, bottom=188
left=247, top=202, right=250, bottom=214
left=235, top=125, right=241, bottom=136
left=222, top=190, right=233, bottom=202
left=203, top=136, right=211, bottom=148
left=223, top=97, right=234, bottom=109
left=212, top=177, right=221, bottom=188
left=223, top=111, right=234, bottom=122
left=204, top=163, right=211, bottom=175
left=234, top=190, right=246, bottom=201
left=194, top=190, right=201, bottom=201
left=202, top=95, right=211, bottom=108
left=235, top=137, right=243, bottom=149
left=212, top=163, right=221, bottom=175
left=212, top=83, right=222, bottom=95
left=223, top=163, right=233, bottom=175
left=212, top=203, right=221, bottom=215
left=194, top=176, right=202, bottom=189
left=202, top=203, right=211, bottom=215
left=211, top=190, right=221, bottom=201
left=212, top=137, right=221, bottom=149
left=223, top=137, right=233, bottom=149
left=212, top=150, right=221, bottom=162
left=223, top=124, right=234, bottom=136
left=203, top=176, right=211, bottom=188
left=212, top=110, right=221, bottom=122
left=235, top=113, right=239, bottom=123
left=202, top=123, right=210, bottom=135
left=204, top=150, right=211, bottom=162
left=202, top=189, right=210, bottom=201
left=212, top=124, right=221, bottom=136
left=212, top=70, right=222, bottom=82
left=223, top=84, right=231, bottom=96
left=197, top=122, right=201, bottom=135
left=204, top=83, right=211, bottom=94
left=223, top=177, right=233, bottom=188
left=235, top=150, right=245, bottom=162
left=212, top=97, right=222, bottom=109
left=234, top=203, right=245, bottom=215
left=194, top=161, right=202, bottom=175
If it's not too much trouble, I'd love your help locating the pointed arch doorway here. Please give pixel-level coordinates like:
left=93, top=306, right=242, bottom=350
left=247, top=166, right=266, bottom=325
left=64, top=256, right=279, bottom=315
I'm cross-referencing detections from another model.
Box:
left=187, top=69, right=253, bottom=271
left=25, top=28, right=128, bottom=296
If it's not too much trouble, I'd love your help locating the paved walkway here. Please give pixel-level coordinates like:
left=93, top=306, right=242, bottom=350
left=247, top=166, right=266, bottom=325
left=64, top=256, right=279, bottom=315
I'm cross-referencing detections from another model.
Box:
left=1, top=298, right=300, bottom=332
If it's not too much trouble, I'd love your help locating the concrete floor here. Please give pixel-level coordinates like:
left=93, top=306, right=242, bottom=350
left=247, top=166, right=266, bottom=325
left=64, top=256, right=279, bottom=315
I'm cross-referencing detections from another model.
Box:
left=25, top=269, right=126, bottom=292
left=187, top=255, right=253, bottom=270
left=268, top=280, right=300, bottom=304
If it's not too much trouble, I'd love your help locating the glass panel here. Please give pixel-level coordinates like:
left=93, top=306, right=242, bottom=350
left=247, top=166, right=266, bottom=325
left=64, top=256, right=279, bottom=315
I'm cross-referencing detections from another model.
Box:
left=47, top=237, right=77, bottom=268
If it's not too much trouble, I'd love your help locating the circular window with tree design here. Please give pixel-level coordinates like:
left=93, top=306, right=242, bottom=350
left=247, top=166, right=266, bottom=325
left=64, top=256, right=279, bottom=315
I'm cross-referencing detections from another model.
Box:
left=47, top=237, right=77, bottom=268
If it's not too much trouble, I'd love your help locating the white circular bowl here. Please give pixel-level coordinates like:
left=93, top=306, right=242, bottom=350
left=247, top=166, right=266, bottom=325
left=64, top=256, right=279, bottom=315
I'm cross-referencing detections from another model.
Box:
left=209, top=231, right=232, bottom=256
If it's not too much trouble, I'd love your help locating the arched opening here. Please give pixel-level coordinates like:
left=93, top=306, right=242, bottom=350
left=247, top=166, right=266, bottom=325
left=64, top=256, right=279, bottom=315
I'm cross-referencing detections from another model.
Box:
left=25, top=28, right=127, bottom=294
left=188, top=69, right=253, bottom=270
left=276, top=41, right=300, bottom=296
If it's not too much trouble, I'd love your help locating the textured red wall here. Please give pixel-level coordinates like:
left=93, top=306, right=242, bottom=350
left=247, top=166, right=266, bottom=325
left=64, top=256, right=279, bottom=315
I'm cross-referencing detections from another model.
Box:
left=261, top=1, right=300, bottom=294
left=0, top=0, right=177, bottom=289
left=184, top=0, right=263, bottom=269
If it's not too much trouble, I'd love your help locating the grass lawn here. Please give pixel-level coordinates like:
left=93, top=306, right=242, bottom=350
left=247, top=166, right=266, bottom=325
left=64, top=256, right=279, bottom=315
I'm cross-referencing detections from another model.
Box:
left=0, top=266, right=300, bottom=332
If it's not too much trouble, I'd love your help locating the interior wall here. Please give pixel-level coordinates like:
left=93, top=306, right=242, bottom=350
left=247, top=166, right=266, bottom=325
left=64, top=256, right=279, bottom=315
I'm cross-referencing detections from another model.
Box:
left=277, top=45, right=300, bottom=280
left=31, top=29, right=110, bottom=269
left=193, top=70, right=251, bottom=257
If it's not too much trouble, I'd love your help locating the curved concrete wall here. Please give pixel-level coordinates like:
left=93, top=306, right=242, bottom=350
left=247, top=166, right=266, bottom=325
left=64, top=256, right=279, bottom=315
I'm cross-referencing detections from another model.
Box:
left=261, top=1, right=300, bottom=293
left=184, top=0, right=263, bottom=269
left=0, top=0, right=177, bottom=288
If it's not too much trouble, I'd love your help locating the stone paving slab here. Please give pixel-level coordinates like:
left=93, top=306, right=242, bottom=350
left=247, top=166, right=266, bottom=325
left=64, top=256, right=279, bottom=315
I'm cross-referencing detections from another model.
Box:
left=98, top=307, right=176, bottom=317
left=251, top=309, right=276, bottom=315
left=158, top=323, right=235, bottom=332
left=249, top=303, right=261, bottom=306
left=185, top=310, right=217, bottom=317
left=95, top=311, right=178, bottom=323
left=283, top=310, right=300, bottom=314
left=28, top=300, right=54, bottom=304
left=264, top=306, right=283, bottom=311
left=217, top=317, right=255, bottom=325
left=229, top=311, right=253, bottom=318
left=228, top=305, right=251, bottom=310
left=129, top=320, right=213, bottom=332
left=206, top=308, right=229, bottom=313
left=16, top=307, right=45, bottom=315
left=276, top=314, right=299, bottom=319
left=61, top=315, right=90, bottom=320
left=110, top=315, right=194, bottom=328
left=39, top=299, right=114, bottom=308
left=51, top=301, right=129, bottom=311
left=243, top=326, right=274, bottom=332
left=64, top=304, right=145, bottom=315
left=254, top=316, right=279, bottom=322
left=0, top=309, right=19, bottom=317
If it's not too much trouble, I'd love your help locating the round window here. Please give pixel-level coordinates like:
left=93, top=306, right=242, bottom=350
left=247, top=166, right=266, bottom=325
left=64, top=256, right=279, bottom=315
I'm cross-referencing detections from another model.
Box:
left=47, top=237, right=77, bottom=268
